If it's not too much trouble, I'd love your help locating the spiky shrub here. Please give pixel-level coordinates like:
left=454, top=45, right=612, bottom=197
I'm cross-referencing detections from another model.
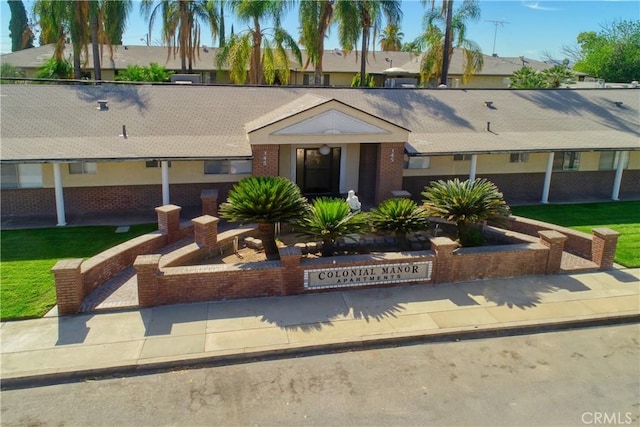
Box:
left=219, top=176, right=308, bottom=260
left=422, top=178, right=511, bottom=247
left=295, top=197, right=368, bottom=257
left=368, top=198, right=430, bottom=250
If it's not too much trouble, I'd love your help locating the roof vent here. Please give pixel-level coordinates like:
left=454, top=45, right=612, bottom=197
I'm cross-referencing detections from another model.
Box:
left=614, top=101, right=624, bottom=107
left=97, top=100, right=108, bottom=111
left=484, top=101, right=494, bottom=108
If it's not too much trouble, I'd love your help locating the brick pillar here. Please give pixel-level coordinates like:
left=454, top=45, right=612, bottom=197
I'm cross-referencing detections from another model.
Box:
left=431, top=237, right=458, bottom=284
left=156, top=204, right=182, bottom=244
left=51, top=259, right=84, bottom=315
left=193, top=215, right=219, bottom=253
left=539, top=230, right=567, bottom=274
left=134, top=254, right=161, bottom=308
left=200, top=189, right=219, bottom=217
left=279, top=246, right=303, bottom=295
left=591, top=227, right=620, bottom=270
left=251, top=144, right=279, bottom=176
left=375, top=142, right=405, bottom=205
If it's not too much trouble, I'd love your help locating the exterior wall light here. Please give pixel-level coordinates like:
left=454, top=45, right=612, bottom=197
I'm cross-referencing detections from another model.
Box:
left=319, top=144, right=331, bottom=155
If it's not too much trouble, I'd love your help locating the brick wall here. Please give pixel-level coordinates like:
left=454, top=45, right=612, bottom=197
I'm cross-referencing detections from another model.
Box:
left=1, top=183, right=234, bottom=219
left=251, top=144, right=280, bottom=177
left=1, top=188, right=56, bottom=217
left=402, top=170, right=640, bottom=205
left=375, top=142, right=405, bottom=204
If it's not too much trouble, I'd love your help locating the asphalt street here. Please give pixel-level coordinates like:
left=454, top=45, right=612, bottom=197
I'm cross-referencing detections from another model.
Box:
left=1, top=323, right=638, bottom=426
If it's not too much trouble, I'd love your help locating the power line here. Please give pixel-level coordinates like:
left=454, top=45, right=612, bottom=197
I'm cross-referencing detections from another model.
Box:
left=485, top=19, right=510, bottom=56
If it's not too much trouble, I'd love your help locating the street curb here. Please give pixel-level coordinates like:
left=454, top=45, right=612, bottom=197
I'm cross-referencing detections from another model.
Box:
left=2, top=312, right=638, bottom=390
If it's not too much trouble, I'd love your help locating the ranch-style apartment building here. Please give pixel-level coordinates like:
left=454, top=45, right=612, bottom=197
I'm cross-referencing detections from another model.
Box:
left=0, top=84, right=638, bottom=226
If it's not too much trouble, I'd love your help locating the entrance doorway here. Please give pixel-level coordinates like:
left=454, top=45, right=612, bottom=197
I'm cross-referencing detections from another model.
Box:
left=296, top=147, right=341, bottom=196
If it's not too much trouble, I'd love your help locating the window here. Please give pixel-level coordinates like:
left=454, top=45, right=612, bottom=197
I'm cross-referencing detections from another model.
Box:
left=145, top=161, right=172, bottom=168
left=598, top=151, right=629, bottom=170
left=404, top=155, right=431, bottom=169
left=553, top=151, right=580, bottom=171
left=69, top=162, right=97, bottom=174
left=204, top=159, right=252, bottom=175
left=510, top=153, right=530, bottom=163
left=302, top=74, right=330, bottom=86
left=453, top=154, right=473, bottom=161
left=1, top=163, right=43, bottom=188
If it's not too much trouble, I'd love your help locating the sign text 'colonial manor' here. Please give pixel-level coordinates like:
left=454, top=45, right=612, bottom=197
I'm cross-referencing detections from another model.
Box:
left=304, top=262, right=433, bottom=290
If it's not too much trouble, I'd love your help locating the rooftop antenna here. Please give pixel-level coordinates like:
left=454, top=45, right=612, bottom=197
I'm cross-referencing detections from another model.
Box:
left=485, top=20, right=510, bottom=56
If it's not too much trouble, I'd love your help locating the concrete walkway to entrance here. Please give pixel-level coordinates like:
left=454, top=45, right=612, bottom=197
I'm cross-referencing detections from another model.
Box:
left=2, top=268, right=638, bottom=386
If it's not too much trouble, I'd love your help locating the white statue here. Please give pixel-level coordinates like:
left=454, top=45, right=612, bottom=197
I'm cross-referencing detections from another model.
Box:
left=346, top=190, right=361, bottom=212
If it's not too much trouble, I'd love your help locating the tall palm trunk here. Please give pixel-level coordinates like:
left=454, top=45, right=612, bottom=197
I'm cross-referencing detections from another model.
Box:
left=439, top=0, right=453, bottom=86
left=250, top=16, right=262, bottom=84
left=359, top=25, right=369, bottom=87
left=90, top=8, right=101, bottom=81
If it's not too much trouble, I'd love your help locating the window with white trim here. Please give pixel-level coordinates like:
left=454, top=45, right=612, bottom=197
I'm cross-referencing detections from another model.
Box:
left=145, top=160, right=172, bottom=168
left=404, top=155, right=431, bottom=169
left=1, top=163, right=43, bottom=188
left=204, top=159, right=252, bottom=174
left=553, top=151, right=580, bottom=171
left=453, top=154, right=473, bottom=161
left=69, top=162, right=97, bottom=174
left=509, top=152, right=530, bottom=163
left=598, top=151, right=628, bottom=170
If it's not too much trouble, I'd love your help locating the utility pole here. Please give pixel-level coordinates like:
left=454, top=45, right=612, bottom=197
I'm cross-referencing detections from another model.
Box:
left=485, top=19, right=509, bottom=56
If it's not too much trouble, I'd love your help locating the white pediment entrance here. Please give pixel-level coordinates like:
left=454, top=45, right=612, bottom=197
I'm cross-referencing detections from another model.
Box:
left=273, top=109, right=389, bottom=136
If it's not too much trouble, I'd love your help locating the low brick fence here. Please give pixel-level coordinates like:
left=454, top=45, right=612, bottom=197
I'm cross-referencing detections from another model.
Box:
left=495, top=216, right=620, bottom=268
left=131, top=215, right=619, bottom=309
left=53, top=207, right=621, bottom=314
left=51, top=204, right=194, bottom=315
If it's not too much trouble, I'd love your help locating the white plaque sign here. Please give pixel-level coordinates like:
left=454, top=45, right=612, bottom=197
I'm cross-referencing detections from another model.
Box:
left=304, top=261, right=433, bottom=290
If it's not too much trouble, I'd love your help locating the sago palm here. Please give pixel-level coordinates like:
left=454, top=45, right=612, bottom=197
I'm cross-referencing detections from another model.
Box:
left=219, top=176, right=308, bottom=260
left=368, top=198, right=430, bottom=250
left=422, top=178, right=510, bottom=247
left=296, top=198, right=368, bottom=257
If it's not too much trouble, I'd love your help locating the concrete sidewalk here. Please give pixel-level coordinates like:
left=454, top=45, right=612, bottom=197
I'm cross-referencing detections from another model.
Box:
left=2, top=268, right=639, bottom=386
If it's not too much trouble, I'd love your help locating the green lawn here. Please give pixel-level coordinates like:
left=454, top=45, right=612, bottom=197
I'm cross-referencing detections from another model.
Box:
left=511, top=201, right=640, bottom=268
left=0, top=224, right=157, bottom=321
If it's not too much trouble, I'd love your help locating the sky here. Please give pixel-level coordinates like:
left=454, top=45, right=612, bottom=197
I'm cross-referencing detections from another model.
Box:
left=1, top=0, right=639, bottom=61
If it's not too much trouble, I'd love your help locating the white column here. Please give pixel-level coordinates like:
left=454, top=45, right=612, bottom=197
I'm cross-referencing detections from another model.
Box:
left=161, top=161, right=170, bottom=205
left=52, top=163, right=66, bottom=226
left=611, top=151, right=628, bottom=201
left=469, top=154, right=478, bottom=180
left=541, top=152, right=555, bottom=204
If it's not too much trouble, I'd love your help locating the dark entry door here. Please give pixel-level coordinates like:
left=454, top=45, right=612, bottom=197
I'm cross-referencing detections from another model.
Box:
left=296, top=147, right=341, bottom=196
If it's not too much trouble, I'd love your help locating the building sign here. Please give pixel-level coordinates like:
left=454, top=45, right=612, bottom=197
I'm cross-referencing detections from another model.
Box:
left=304, top=261, right=433, bottom=290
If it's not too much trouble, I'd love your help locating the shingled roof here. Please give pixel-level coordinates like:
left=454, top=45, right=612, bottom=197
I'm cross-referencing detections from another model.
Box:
left=1, top=84, right=638, bottom=163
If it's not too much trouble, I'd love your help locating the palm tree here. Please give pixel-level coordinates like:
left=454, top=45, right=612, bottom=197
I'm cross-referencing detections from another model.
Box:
left=542, top=64, right=576, bottom=88
left=34, top=0, right=131, bottom=80
left=415, top=0, right=483, bottom=86
left=219, top=177, right=308, bottom=260
left=334, top=0, right=402, bottom=87
left=141, top=0, right=220, bottom=73
left=368, top=198, right=430, bottom=250
left=218, top=0, right=301, bottom=85
left=34, top=0, right=88, bottom=80
left=296, top=197, right=368, bottom=257
left=298, top=0, right=335, bottom=86
left=508, top=66, right=547, bottom=89
left=422, top=178, right=510, bottom=247
left=90, top=0, right=132, bottom=81
left=379, top=23, right=403, bottom=51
